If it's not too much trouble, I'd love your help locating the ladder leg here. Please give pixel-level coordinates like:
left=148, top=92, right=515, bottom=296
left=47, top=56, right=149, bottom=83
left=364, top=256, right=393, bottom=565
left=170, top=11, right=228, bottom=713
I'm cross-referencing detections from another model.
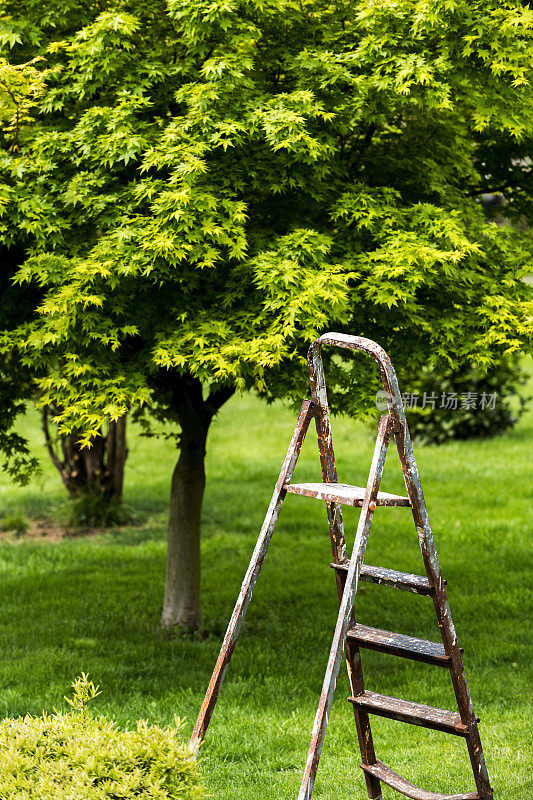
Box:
left=298, top=415, right=391, bottom=800
left=394, top=420, right=494, bottom=799
left=311, top=337, right=382, bottom=798
left=433, top=585, right=493, bottom=799
left=343, top=604, right=382, bottom=800
left=347, top=647, right=383, bottom=800
left=310, top=341, right=347, bottom=567
left=189, top=399, right=315, bottom=748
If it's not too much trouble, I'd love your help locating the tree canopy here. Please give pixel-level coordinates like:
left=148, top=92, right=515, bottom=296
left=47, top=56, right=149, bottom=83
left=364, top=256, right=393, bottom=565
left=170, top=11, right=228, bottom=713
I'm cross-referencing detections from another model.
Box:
left=1, top=0, right=532, bottom=438
left=0, top=0, right=532, bottom=625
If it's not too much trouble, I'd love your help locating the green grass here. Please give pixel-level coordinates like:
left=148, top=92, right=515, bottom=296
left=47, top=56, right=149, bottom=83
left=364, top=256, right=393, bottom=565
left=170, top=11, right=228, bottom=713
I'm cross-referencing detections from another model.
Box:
left=0, top=377, right=532, bottom=799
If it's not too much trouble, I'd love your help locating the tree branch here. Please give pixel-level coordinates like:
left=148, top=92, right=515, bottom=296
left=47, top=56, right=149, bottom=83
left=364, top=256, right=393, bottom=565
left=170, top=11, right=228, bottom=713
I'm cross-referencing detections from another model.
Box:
left=206, top=384, right=235, bottom=417
left=41, top=406, right=70, bottom=489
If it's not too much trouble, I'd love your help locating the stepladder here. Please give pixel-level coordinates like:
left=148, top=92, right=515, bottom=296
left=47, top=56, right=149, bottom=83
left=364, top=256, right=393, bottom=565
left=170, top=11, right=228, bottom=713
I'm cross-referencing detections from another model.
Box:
left=190, top=333, right=494, bottom=800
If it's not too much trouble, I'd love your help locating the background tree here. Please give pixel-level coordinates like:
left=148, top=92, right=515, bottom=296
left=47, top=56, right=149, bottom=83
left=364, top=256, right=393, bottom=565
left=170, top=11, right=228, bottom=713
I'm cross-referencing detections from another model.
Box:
left=0, top=0, right=531, bottom=629
left=42, top=408, right=128, bottom=525
left=1, top=247, right=129, bottom=524
left=0, top=57, right=129, bottom=521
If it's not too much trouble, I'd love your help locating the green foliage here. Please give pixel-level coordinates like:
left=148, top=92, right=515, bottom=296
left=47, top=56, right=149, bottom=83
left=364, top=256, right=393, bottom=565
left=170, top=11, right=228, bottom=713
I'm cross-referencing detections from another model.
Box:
left=0, top=57, right=46, bottom=151
left=0, top=374, right=39, bottom=484
left=63, top=672, right=102, bottom=713
left=403, top=358, right=528, bottom=444
left=0, top=509, right=28, bottom=536
left=0, top=674, right=205, bottom=800
left=0, top=0, right=531, bottom=457
left=59, top=493, right=134, bottom=528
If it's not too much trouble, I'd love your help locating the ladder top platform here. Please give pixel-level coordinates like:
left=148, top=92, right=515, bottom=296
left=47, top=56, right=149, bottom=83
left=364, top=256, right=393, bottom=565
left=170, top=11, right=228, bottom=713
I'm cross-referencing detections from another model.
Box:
left=285, top=481, right=411, bottom=507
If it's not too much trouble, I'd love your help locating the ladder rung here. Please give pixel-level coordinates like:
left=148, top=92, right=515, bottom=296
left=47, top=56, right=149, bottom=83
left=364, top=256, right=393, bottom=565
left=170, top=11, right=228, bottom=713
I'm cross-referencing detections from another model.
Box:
left=348, top=691, right=469, bottom=736
left=284, top=482, right=410, bottom=507
left=361, top=760, right=480, bottom=800
left=347, top=623, right=452, bottom=667
left=332, top=562, right=439, bottom=596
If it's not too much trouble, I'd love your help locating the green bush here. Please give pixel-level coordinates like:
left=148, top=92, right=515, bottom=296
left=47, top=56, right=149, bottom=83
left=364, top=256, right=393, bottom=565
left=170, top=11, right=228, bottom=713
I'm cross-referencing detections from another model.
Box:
left=1, top=510, right=28, bottom=537
left=403, top=358, right=528, bottom=444
left=59, top=493, right=135, bottom=529
left=0, top=675, right=205, bottom=800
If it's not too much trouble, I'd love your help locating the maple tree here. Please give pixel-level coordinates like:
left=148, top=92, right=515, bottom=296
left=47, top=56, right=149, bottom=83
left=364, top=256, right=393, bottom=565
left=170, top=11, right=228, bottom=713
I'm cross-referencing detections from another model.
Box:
left=0, top=0, right=531, bottom=627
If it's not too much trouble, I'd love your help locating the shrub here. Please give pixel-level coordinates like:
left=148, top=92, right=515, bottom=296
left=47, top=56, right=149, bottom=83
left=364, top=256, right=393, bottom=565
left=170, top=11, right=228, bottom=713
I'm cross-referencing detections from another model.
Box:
left=0, top=675, right=206, bottom=800
left=59, top=493, right=135, bottom=528
left=1, top=510, right=28, bottom=536
left=403, top=358, right=528, bottom=444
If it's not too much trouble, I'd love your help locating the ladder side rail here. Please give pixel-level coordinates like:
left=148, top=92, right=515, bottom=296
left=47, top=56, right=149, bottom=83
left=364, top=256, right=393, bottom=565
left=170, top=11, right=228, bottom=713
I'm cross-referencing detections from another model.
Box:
left=298, top=414, right=392, bottom=800
left=393, top=416, right=493, bottom=799
left=308, top=340, right=382, bottom=799
left=339, top=576, right=383, bottom=800
left=307, top=336, right=398, bottom=800
left=308, top=339, right=347, bottom=566
left=189, top=399, right=316, bottom=749
left=372, top=337, right=492, bottom=797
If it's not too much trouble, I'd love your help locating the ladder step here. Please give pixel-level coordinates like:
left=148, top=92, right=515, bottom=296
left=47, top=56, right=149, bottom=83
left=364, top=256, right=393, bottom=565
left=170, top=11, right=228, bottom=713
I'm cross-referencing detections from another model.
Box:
left=347, top=623, right=453, bottom=667
left=348, top=691, right=469, bottom=736
left=332, top=562, right=438, bottom=596
left=284, top=481, right=410, bottom=507
left=361, top=760, right=480, bottom=800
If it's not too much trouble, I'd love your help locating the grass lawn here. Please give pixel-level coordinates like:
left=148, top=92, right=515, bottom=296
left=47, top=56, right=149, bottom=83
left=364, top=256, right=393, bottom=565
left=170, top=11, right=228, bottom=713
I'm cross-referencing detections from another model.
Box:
left=0, top=370, right=531, bottom=799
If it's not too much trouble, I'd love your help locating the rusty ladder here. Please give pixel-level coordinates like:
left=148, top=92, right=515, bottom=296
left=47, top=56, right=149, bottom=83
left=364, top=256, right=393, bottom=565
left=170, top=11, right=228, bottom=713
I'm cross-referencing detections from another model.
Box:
left=190, top=333, right=494, bottom=800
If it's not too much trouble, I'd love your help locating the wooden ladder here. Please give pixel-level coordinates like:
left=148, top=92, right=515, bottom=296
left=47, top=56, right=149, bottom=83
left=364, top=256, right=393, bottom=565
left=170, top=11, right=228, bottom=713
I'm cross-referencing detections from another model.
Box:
left=190, top=333, right=494, bottom=800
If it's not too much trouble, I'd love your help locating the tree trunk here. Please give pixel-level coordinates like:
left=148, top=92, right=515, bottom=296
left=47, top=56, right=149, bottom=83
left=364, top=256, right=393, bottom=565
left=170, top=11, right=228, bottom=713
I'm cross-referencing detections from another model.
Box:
left=106, top=414, right=127, bottom=498
left=158, top=375, right=234, bottom=631
left=42, top=408, right=128, bottom=505
left=161, top=408, right=207, bottom=631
